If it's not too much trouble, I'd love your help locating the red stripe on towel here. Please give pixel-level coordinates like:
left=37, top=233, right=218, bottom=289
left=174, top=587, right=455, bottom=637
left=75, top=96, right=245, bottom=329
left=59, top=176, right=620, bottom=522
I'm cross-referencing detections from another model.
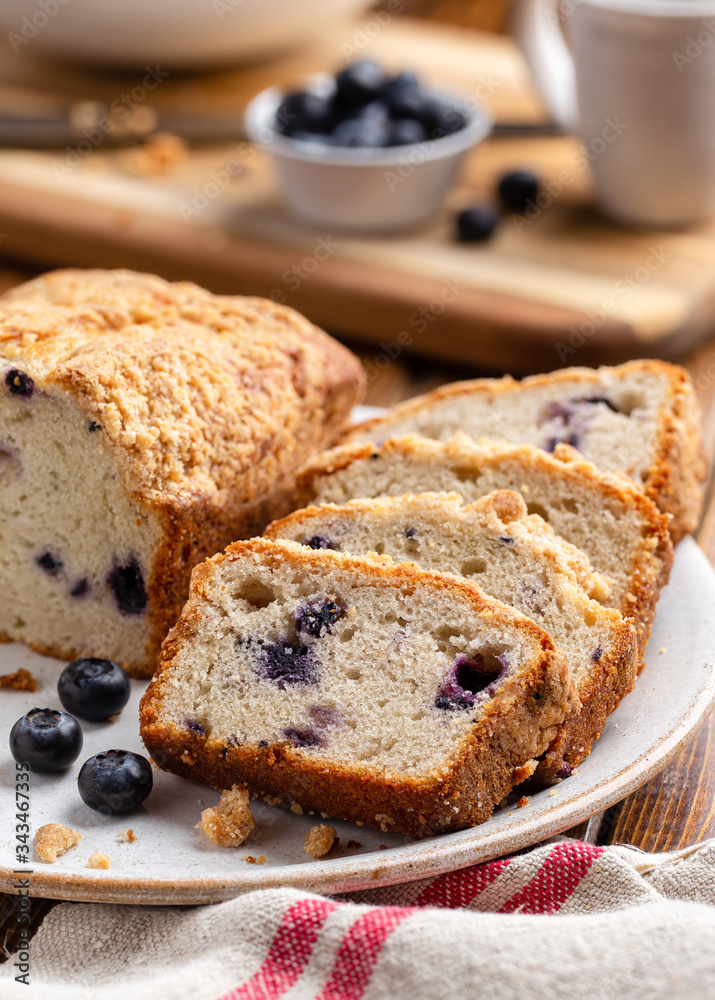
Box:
left=317, top=906, right=413, bottom=1000
left=499, top=842, right=604, bottom=914
left=415, top=856, right=512, bottom=909
left=221, top=897, right=338, bottom=1000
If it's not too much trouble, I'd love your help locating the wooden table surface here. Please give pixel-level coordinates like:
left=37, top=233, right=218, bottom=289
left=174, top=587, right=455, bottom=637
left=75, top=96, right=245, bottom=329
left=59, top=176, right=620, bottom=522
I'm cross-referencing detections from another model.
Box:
left=1, top=262, right=715, bottom=955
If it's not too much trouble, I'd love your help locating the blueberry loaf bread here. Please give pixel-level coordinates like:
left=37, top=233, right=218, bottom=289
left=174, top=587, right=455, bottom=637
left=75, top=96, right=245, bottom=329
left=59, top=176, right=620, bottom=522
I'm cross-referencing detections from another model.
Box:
left=139, top=538, right=578, bottom=835
left=266, top=491, right=638, bottom=781
left=295, top=435, right=673, bottom=660
left=0, top=269, right=364, bottom=677
left=342, top=361, right=705, bottom=542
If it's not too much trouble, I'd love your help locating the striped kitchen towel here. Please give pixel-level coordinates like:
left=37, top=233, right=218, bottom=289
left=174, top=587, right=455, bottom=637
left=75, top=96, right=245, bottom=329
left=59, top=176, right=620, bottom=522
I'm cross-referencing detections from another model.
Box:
left=2, top=838, right=715, bottom=1000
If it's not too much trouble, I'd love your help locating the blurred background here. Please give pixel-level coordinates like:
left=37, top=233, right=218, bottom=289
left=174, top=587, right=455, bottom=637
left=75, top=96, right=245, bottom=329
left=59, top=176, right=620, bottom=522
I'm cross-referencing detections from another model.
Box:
left=0, top=0, right=714, bottom=413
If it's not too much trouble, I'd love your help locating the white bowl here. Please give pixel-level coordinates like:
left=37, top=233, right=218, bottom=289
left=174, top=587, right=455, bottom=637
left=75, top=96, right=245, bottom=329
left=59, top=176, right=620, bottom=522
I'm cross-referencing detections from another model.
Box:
left=0, top=0, right=373, bottom=69
left=245, top=78, right=492, bottom=233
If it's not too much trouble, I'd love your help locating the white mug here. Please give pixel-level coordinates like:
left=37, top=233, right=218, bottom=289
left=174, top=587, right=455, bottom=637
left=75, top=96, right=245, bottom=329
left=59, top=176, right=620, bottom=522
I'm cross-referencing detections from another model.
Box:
left=513, top=0, right=715, bottom=227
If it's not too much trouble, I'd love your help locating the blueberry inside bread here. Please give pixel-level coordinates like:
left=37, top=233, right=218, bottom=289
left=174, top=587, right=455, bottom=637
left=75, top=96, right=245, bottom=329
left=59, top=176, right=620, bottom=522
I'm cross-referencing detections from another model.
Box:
left=139, top=538, right=578, bottom=835
left=266, top=490, right=638, bottom=783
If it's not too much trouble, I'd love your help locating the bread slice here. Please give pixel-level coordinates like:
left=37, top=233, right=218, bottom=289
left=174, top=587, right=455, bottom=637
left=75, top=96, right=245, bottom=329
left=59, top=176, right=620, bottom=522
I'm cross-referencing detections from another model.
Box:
left=295, top=434, right=673, bottom=660
left=0, top=268, right=364, bottom=677
left=139, top=538, right=578, bottom=836
left=266, top=491, right=638, bottom=782
left=342, top=360, right=705, bottom=543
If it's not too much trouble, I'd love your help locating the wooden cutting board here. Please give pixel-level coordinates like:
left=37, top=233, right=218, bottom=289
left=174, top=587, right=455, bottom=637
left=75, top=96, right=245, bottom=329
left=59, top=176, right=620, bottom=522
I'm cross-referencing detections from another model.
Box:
left=1, top=17, right=715, bottom=373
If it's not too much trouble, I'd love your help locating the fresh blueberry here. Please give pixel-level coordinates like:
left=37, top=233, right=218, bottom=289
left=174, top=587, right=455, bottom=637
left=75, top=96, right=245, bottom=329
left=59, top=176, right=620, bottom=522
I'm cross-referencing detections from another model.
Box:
left=78, top=749, right=153, bottom=815
left=107, top=558, right=147, bottom=615
left=332, top=115, right=388, bottom=148
left=421, top=96, right=466, bottom=137
left=457, top=205, right=499, bottom=242
left=388, top=118, right=427, bottom=146
left=258, top=638, right=317, bottom=687
left=9, top=708, right=83, bottom=773
left=382, top=71, right=421, bottom=112
left=36, top=551, right=63, bottom=576
left=295, top=599, right=345, bottom=637
left=275, top=91, right=336, bottom=136
left=5, top=369, right=34, bottom=397
left=58, top=657, right=131, bottom=722
left=335, top=60, right=386, bottom=108
left=302, top=535, right=334, bottom=550
left=385, top=82, right=429, bottom=121
left=498, top=170, right=540, bottom=212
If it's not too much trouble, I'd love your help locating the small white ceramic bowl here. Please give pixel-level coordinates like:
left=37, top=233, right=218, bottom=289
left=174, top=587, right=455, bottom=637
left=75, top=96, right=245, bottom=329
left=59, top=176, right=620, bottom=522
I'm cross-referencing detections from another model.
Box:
left=245, top=77, right=492, bottom=233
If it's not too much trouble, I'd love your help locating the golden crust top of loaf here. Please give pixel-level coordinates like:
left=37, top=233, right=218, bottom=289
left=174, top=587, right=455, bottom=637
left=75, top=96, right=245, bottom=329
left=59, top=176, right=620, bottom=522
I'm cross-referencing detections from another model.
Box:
left=0, top=269, right=365, bottom=506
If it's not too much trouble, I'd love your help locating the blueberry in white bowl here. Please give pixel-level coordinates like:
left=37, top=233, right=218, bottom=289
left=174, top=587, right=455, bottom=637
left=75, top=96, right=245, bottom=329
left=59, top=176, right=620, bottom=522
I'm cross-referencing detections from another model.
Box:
left=246, top=60, right=491, bottom=233
left=9, top=708, right=83, bottom=773
left=78, top=749, right=153, bottom=815
left=272, top=60, right=468, bottom=150
left=58, top=657, right=131, bottom=722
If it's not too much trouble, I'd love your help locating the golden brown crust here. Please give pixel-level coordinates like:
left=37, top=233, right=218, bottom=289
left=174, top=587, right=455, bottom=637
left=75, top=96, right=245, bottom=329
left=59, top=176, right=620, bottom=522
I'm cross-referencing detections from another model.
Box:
left=0, top=270, right=365, bottom=677
left=140, top=539, right=578, bottom=836
left=340, top=360, right=706, bottom=542
left=295, top=434, right=674, bottom=663
left=636, top=363, right=707, bottom=543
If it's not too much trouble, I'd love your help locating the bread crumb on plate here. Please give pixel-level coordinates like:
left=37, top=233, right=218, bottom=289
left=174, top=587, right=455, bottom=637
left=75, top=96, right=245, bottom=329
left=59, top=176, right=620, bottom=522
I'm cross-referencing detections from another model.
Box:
left=117, top=829, right=136, bottom=843
left=0, top=668, right=37, bottom=692
left=35, top=823, right=81, bottom=863
left=196, top=784, right=255, bottom=847
left=305, top=824, right=336, bottom=859
left=87, top=853, right=111, bottom=869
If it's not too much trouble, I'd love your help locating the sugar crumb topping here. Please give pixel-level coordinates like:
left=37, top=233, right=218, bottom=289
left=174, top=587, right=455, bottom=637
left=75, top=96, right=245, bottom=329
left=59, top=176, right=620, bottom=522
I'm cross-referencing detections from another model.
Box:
left=196, top=784, right=255, bottom=848
left=35, top=823, right=81, bottom=863
left=304, top=824, right=336, bottom=859
left=87, top=852, right=111, bottom=869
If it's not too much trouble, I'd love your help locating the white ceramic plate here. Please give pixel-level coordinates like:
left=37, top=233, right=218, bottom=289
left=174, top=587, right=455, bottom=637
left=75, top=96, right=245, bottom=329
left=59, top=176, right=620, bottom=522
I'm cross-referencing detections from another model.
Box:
left=1, top=536, right=713, bottom=904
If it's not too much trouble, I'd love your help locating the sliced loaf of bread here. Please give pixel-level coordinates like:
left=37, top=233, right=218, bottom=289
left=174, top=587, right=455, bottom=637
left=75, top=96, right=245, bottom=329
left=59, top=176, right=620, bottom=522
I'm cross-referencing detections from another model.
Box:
left=295, top=434, right=673, bottom=659
left=0, top=268, right=364, bottom=676
left=342, top=360, right=705, bottom=542
left=266, top=491, right=638, bottom=782
left=139, top=538, right=578, bottom=836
